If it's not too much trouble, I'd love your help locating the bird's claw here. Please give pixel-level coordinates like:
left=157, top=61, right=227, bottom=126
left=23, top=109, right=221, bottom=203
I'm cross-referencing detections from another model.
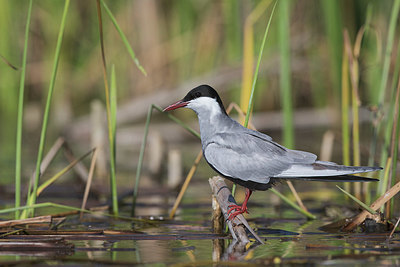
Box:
left=227, top=204, right=249, bottom=221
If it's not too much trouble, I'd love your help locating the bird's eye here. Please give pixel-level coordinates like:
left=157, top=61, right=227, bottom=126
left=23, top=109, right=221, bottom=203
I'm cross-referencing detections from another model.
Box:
left=195, top=92, right=201, bottom=98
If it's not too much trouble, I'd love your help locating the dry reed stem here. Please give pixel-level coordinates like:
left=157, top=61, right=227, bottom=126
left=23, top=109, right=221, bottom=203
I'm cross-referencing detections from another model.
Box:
left=169, top=150, right=203, bottom=219
left=63, top=142, right=90, bottom=183
left=28, top=137, right=65, bottom=191
left=80, top=148, right=98, bottom=219
left=240, top=0, right=272, bottom=114
left=389, top=216, right=400, bottom=239
left=0, top=215, right=52, bottom=228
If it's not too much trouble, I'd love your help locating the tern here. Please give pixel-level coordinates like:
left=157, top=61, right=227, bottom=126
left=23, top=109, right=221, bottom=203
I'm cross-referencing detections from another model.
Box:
left=163, top=85, right=381, bottom=220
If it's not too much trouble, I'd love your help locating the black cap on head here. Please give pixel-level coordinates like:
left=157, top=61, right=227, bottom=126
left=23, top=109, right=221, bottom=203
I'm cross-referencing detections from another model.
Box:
left=183, top=85, right=227, bottom=114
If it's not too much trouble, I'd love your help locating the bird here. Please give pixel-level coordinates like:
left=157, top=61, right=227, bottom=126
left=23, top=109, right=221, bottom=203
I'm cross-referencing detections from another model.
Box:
left=163, top=84, right=381, bottom=220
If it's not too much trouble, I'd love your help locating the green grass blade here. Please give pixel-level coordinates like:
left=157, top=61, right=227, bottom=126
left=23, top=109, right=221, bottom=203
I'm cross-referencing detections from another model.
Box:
left=15, top=0, right=33, bottom=219
left=378, top=158, right=392, bottom=212
left=377, top=0, right=400, bottom=105
left=244, top=0, right=277, bottom=128
left=270, top=188, right=316, bottom=219
left=132, top=104, right=201, bottom=216
left=321, top=0, right=343, bottom=96
left=372, top=0, right=400, bottom=184
left=386, top=78, right=400, bottom=216
left=132, top=105, right=154, bottom=216
left=109, top=64, right=118, bottom=215
left=278, top=0, right=294, bottom=149
left=341, top=47, right=350, bottom=166
left=23, top=0, right=70, bottom=219
left=96, top=0, right=118, bottom=216
left=100, top=0, right=147, bottom=76
left=153, top=105, right=200, bottom=139
left=237, top=0, right=276, bottom=202
left=336, top=185, right=376, bottom=214
left=36, top=149, right=94, bottom=197
left=378, top=40, right=400, bottom=189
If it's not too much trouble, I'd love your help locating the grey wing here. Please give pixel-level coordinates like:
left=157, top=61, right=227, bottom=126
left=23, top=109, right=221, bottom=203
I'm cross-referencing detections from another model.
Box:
left=203, top=132, right=317, bottom=183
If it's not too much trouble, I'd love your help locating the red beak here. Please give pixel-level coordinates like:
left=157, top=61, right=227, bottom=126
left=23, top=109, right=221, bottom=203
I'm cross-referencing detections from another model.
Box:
left=163, top=100, right=188, bottom=112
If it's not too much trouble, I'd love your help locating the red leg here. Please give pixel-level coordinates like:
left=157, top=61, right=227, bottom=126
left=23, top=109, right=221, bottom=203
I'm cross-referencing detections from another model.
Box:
left=227, top=188, right=253, bottom=221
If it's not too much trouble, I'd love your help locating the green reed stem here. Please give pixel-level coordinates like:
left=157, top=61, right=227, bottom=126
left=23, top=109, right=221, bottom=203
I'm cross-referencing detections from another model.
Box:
left=132, top=105, right=153, bottom=216
left=321, top=0, right=343, bottom=96
left=109, top=64, right=118, bottom=216
left=96, top=0, right=119, bottom=215
left=244, top=0, right=277, bottom=128
left=37, top=149, right=94, bottom=197
left=101, top=0, right=147, bottom=76
left=132, top=104, right=201, bottom=216
left=341, top=46, right=351, bottom=194
left=278, top=0, right=294, bottom=149
left=378, top=158, right=392, bottom=211
left=235, top=0, right=277, bottom=200
left=386, top=77, right=400, bottom=217
left=15, top=0, right=32, bottom=219
left=154, top=105, right=200, bottom=138
left=23, top=0, right=70, bottom=219
left=270, top=188, right=316, bottom=219
left=336, top=185, right=376, bottom=214
left=377, top=0, right=400, bottom=105
left=372, top=0, right=400, bottom=181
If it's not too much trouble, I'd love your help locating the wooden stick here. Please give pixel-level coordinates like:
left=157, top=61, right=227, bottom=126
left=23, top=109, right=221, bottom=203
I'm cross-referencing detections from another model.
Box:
left=0, top=215, right=52, bottom=228
left=209, top=176, right=264, bottom=244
